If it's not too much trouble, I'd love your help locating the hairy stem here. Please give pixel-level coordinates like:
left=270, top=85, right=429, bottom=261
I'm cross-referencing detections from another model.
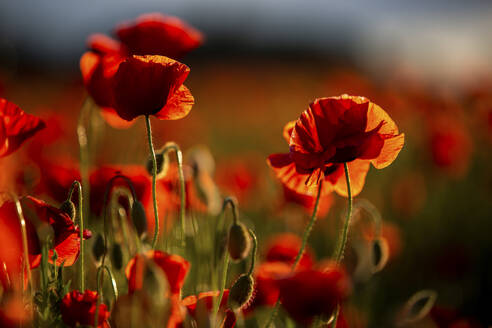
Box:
left=145, top=116, right=160, bottom=249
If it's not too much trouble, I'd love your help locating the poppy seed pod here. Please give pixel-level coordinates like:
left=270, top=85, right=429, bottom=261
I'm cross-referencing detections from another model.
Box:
left=145, top=152, right=169, bottom=178
left=111, top=243, right=124, bottom=270
left=227, top=222, right=251, bottom=262
left=59, top=200, right=76, bottom=220
left=131, top=200, right=148, bottom=238
left=92, top=233, right=105, bottom=262
left=228, top=274, right=255, bottom=310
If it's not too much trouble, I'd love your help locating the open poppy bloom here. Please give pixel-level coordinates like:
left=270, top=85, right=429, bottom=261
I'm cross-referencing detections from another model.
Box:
left=81, top=54, right=194, bottom=123
left=0, top=196, right=91, bottom=277
left=0, top=98, right=45, bottom=157
left=80, top=13, right=200, bottom=128
left=268, top=95, right=404, bottom=197
left=125, top=250, right=190, bottom=296
left=60, top=290, right=109, bottom=328
left=276, top=265, right=350, bottom=326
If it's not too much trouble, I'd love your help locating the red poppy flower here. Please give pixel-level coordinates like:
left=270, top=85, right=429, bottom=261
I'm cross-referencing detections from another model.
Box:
left=264, top=233, right=314, bottom=269
left=181, top=290, right=235, bottom=327
left=0, top=196, right=90, bottom=275
left=125, top=250, right=190, bottom=296
left=276, top=266, right=350, bottom=326
left=429, top=117, right=472, bottom=177
left=268, top=95, right=404, bottom=197
left=60, top=290, right=109, bottom=328
left=0, top=98, right=45, bottom=157
left=115, top=13, right=203, bottom=60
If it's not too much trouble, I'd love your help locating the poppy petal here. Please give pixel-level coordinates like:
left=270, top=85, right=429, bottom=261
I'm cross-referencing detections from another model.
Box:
left=372, top=133, right=405, bottom=169
left=154, top=85, right=194, bottom=120
left=282, top=121, right=296, bottom=144
left=332, top=159, right=370, bottom=197
left=113, top=55, right=190, bottom=121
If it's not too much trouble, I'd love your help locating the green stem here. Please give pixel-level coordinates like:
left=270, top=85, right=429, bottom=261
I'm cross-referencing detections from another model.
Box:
left=158, top=142, right=187, bottom=248
left=94, top=265, right=118, bottom=328
left=331, top=163, right=353, bottom=328
left=12, top=194, right=33, bottom=302
left=334, top=163, right=353, bottom=263
left=145, top=115, right=160, bottom=249
left=247, top=229, right=257, bottom=276
left=77, top=97, right=92, bottom=230
left=69, top=181, right=85, bottom=291
left=213, top=197, right=239, bottom=321
left=265, top=180, right=324, bottom=327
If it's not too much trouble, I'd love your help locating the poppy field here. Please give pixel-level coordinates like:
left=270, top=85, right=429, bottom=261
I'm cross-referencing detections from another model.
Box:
left=0, top=10, right=491, bottom=328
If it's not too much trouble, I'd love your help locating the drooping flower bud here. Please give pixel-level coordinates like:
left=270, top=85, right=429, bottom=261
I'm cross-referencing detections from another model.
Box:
left=92, top=233, right=105, bottom=262
left=146, top=152, right=169, bottom=178
left=227, top=222, right=251, bottom=262
left=131, top=200, right=148, bottom=238
left=228, top=274, right=255, bottom=310
left=59, top=200, right=76, bottom=220
left=111, top=243, right=124, bottom=270
left=371, top=238, right=389, bottom=273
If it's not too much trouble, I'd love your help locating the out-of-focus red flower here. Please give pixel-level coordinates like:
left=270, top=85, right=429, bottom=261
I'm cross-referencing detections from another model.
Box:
left=116, top=13, right=203, bottom=60
left=276, top=265, right=350, bottom=326
left=60, top=290, right=109, bottom=328
left=268, top=95, right=404, bottom=198
left=215, top=157, right=261, bottom=206
left=0, top=294, right=30, bottom=328
left=430, top=306, right=481, bottom=328
left=429, top=117, right=472, bottom=177
left=181, top=290, right=235, bottom=327
left=264, top=233, right=314, bottom=269
left=0, top=195, right=90, bottom=287
left=125, top=250, right=190, bottom=296
left=0, top=98, right=45, bottom=157
left=244, top=261, right=291, bottom=314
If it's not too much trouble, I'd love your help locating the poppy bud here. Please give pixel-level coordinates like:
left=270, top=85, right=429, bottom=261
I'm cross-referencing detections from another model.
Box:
left=371, top=238, right=389, bottom=273
left=131, top=201, right=148, bottom=238
left=59, top=200, right=76, bottom=220
left=227, top=222, right=251, bottom=262
left=111, top=243, right=124, bottom=270
left=92, top=233, right=105, bottom=262
left=146, top=152, right=169, bottom=178
left=228, top=274, right=255, bottom=310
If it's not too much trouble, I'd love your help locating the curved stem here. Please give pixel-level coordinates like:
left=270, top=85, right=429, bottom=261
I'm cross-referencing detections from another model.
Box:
left=101, top=174, right=138, bottom=268
left=221, top=196, right=239, bottom=225
left=145, top=116, right=160, bottom=249
left=159, top=142, right=187, bottom=248
left=94, top=265, right=118, bottom=328
left=331, top=162, right=353, bottom=328
left=12, top=194, right=33, bottom=300
left=265, top=180, right=324, bottom=327
left=68, top=181, right=85, bottom=291
left=351, top=199, right=382, bottom=239
left=334, top=163, right=353, bottom=263
left=213, top=197, right=239, bottom=321
left=246, top=229, right=257, bottom=276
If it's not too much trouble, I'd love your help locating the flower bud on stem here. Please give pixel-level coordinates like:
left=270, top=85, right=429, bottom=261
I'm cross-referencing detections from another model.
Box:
left=155, top=141, right=187, bottom=249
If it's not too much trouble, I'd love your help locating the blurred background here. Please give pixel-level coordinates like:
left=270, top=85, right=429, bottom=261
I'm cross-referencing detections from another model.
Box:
left=0, top=1, right=491, bottom=327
